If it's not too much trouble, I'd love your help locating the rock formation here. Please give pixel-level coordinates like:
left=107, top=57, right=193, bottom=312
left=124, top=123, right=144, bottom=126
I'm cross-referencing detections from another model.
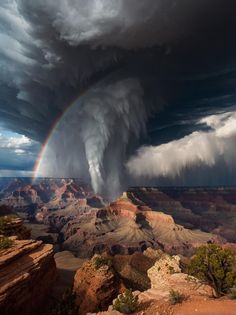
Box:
left=0, top=216, right=31, bottom=240
left=62, top=192, right=218, bottom=257
left=0, top=239, right=57, bottom=315
left=145, top=253, right=212, bottom=298
left=128, top=187, right=236, bottom=242
left=73, top=255, right=124, bottom=315
left=90, top=250, right=236, bottom=315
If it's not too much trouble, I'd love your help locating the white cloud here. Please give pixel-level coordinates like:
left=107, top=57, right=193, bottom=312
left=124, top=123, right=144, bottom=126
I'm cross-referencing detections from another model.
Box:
left=0, top=134, right=32, bottom=149
left=0, top=129, right=40, bottom=173
left=127, top=111, right=236, bottom=180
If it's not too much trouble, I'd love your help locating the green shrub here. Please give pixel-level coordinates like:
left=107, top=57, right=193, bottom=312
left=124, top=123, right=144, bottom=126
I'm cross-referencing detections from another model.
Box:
left=113, top=289, right=138, bottom=314
left=228, top=287, right=236, bottom=300
left=188, top=244, right=236, bottom=297
left=93, top=256, right=112, bottom=269
left=0, top=215, right=17, bottom=234
left=0, top=237, right=13, bottom=250
left=169, top=289, right=185, bottom=305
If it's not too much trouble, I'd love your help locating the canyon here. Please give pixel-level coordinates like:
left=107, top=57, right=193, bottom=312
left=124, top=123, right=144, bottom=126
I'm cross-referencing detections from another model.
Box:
left=0, top=178, right=236, bottom=314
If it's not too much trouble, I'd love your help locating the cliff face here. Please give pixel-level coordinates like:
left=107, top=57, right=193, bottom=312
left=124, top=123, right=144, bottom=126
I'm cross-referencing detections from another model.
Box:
left=0, top=239, right=57, bottom=315
left=128, top=187, right=236, bottom=242
left=73, top=255, right=124, bottom=315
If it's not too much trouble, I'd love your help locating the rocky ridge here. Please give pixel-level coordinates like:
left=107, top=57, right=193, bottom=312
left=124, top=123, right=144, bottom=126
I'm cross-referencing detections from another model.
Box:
left=61, top=192, right=219, bottom=257
left=0, top=239, right=57, bottom=315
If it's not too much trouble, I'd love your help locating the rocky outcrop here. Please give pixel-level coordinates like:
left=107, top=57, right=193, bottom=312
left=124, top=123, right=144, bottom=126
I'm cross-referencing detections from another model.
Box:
left=73, top=255, right=124, bottom=315
left=0, top=239, right=57, bottom=315
left=62, top=193, right=218, bottom=257
left=0, top=216, right=31, bottom=240
left=112, top=252, right=155, bottom=291
left=138, top=252, right=212, bottom=303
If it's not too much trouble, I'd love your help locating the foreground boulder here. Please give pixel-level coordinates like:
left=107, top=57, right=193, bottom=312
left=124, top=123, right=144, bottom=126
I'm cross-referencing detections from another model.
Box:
left=0, top=239, right=57, bottom=315
left=73, top=255, right=125, bottom=315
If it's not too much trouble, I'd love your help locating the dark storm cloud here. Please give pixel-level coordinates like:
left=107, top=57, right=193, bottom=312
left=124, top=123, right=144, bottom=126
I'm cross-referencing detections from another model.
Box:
left=1, top=0, right=236, bottom=196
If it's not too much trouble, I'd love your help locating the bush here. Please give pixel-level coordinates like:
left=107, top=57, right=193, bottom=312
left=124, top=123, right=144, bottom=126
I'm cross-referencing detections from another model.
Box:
left=0, top=215, right=17, bottom=234
left=169, top=289, right=185, bottom=305
left=228, top=287, right=236, bottom=300
left=0, top=237, right=13, bottom=250
left=188, top=244, right=236, bottom=297
left=93, top=256, right=112, bottom=269
left=113, top=289, right=138, bottom=314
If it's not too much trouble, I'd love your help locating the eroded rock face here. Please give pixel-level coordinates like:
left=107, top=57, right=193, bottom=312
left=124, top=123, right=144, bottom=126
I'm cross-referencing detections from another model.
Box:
left=63, top=193, right=218, bottom=258
left=142, top=252, right=212, bottom=301
left=73, top=255, right=124, bottom=315
left=0, top=216, right=31, bottom=240
left=128, top=187, right=236, bottom=242
left=112, top=251, right=155, bottom=291
left=0, top=239, right=57, bottom=315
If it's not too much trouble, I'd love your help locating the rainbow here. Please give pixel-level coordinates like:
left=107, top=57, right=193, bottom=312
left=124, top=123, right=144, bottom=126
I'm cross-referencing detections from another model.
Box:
left=33, top=91, right=86, bottom=179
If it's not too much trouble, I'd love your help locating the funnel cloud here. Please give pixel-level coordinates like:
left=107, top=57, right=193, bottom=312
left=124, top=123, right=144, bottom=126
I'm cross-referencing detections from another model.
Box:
left=1, top=1, right=236, bottom=197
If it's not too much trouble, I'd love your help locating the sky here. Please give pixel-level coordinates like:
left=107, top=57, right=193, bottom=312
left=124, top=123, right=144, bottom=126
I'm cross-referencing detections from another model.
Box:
left=0, top=1, right=236, bottom=197
left=0, top=125, right=40, bottom=177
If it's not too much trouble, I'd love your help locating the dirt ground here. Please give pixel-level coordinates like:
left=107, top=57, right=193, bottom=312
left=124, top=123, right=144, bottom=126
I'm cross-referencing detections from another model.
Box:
left=134, top=296, right=236, bottom=315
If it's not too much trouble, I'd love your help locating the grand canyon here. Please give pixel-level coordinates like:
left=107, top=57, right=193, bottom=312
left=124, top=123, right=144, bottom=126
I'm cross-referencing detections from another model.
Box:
left=0, top=178, right=236, bottom=314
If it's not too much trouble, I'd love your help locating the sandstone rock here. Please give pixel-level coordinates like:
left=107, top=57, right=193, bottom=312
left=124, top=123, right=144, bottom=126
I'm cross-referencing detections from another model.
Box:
left=0, top=239, right=57, bottom=315
left=63, top=193, right=215, bottom=258
left=127, top=187, right=236, bottom=243
left=143, top=248, right=166, bottom=260
left=138, top=252, right=213, bottom=304
left=112, top=252, right=155, bottom=291
left=73, top=255, right=124, bottom=315
left=148, top=254, right=181, bottom=288
left=0, top=216, right=31, bottom=239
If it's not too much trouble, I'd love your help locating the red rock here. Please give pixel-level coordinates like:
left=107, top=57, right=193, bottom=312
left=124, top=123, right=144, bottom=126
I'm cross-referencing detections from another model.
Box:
left=0, top=239, right=57, bottom=315
left=73, top=255, right=124, bottom=315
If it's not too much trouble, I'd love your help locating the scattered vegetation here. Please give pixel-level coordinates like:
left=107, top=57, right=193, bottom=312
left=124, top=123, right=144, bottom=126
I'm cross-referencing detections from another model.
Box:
left=0, top=215, right=17, bottom=233
left=169, top=289, right=185, bottom=305
left=0, top=236, right=13, bottom=250
left=93, top=256, right=113, bottom=269
left=0, top=215, right=30, bottom=239
left=188, top=244, right=236, bottom=297
left=113, top=289, right=138, bottom=314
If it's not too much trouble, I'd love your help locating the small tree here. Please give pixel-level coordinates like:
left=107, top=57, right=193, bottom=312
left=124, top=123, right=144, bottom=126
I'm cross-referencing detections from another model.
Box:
left=113, top=289, right=138, bottom=314
left=188, top=244, right=236, bottom=297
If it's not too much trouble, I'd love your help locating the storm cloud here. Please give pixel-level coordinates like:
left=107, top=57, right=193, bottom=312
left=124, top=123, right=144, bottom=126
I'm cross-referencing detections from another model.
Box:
left=1, top=0, right=236, bottom=196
